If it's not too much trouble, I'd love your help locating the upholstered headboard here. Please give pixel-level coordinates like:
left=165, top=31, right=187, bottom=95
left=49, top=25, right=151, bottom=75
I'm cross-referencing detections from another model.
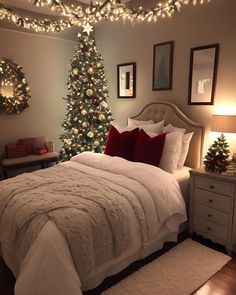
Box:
left=131, top=101, right=204, bottom=169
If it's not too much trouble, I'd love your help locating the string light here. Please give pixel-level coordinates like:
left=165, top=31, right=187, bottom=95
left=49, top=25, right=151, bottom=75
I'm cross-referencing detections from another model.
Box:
left=0, top=0, right=212, bottom=33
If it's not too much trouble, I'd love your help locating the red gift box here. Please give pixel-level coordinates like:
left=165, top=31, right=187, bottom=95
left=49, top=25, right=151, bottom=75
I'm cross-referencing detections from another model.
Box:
left=33, top=147, right=48, bottom=155
left=6, top=144, right=27, bottom=159
left=18, top=138, right=36, bottom=155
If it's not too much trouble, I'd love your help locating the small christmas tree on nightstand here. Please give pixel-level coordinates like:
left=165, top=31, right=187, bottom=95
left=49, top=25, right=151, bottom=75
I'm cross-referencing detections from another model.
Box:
left=204, top=133, right=230, bottom=173
left=60, top=26, right=112, bottom=161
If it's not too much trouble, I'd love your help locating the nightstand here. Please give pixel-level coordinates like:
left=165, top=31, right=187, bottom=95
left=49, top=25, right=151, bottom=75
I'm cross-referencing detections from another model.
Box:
left=189, top=168, right=236, bottom=254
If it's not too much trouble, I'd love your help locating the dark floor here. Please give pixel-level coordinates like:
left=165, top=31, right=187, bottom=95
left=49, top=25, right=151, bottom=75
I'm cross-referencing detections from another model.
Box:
left=1, top=233, right=236, bottom=295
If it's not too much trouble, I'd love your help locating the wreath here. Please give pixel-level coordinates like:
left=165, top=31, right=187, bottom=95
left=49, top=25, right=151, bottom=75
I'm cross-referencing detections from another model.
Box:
left=0, top=58, right=30, bottom=114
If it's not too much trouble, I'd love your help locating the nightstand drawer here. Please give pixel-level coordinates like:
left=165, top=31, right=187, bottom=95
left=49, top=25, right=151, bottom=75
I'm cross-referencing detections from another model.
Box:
left=194, top=217, right=228, bottom=242
left=195, top=188, right=231, bottom=213
left=195, top=204, right=230, bottom=227
left=195, top=175, right=235, bottom=197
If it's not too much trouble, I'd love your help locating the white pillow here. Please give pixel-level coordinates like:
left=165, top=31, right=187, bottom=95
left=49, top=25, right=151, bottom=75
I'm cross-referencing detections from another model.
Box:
left=159, top=131, right=183, bottom=174
left=111, top=121, right=134, bottom=133
left=128, top=118, right=154, bottom=126
left=163, top=124, right=186, bottom=134
left=177, top=132, right=194, bottom=167
left=163, top=124, right=194, bottom=167
left=129, top=120, right=164, bottom=134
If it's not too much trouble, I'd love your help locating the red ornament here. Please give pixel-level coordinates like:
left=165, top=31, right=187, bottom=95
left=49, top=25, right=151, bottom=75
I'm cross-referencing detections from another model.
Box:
left=92, top=98, right=99, bottom=105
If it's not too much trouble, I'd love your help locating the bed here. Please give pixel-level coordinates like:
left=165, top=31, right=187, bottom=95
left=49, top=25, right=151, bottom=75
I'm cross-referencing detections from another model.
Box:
left=0, top=101, right=204, bottom=295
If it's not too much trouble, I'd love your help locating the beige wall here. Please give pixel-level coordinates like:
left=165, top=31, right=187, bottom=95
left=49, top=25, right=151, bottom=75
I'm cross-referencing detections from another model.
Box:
left=95, top=0, right=236, bottom=155
left=0, top=28, right=75, bottom=154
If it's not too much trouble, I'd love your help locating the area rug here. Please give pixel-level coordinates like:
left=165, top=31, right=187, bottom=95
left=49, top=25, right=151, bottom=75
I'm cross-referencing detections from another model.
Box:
left=102, top=239, right=231, bottom=295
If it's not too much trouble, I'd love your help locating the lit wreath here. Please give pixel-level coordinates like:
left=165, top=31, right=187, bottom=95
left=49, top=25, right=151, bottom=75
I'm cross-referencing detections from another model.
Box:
left=0, top=58, right=30, bottom=114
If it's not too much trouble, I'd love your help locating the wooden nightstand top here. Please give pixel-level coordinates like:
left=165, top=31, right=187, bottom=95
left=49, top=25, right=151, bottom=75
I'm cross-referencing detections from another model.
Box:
left=190, top=167, right=236, bottom=184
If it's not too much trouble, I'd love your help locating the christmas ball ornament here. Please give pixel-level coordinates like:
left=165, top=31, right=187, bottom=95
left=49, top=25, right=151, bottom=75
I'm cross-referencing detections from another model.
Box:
left=92, top=98, right=99, bottom=105
left=86, top=88, right=94, bottom=97
left=100, top=101, right=108, bottom=109
left=94, top=140, right=100, bottom=147
left=89, top=108, right=93, bottom=113
left=82, top=121, right=88, bottom=128
left=87, top=67, right=94, bottom=74
left=73, top=68, right=78, bottom=75
left=87, top=131, right=94, bottom=138
left=98, top=113, right=106, bottom=121
left=97, top=62, right=102, bottom=68
left=81, top=109, right=87, bottom=116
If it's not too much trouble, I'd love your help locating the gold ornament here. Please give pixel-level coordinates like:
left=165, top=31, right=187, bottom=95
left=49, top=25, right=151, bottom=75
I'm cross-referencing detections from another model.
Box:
left=94, top=140, right=100, bottom=147
left=73, top=68, right=78, bottom=75
left=87, top=67, right=94, bottom=74
left=97, top=62, right=102, bottom=68
left=81, top=109, right=87, bottom=115
left=86, top=88, right=94, bottom=97
left=98, top=113, right=106, bottom=121
left=82, top=121, right=88, bottom=128
left=87, top=131, right=94, bottom=138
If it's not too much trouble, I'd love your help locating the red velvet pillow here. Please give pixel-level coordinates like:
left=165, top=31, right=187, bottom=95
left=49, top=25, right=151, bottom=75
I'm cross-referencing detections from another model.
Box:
left=133, top=130, right=166, bottom=167
left=104, top=126, right=139, bottom=160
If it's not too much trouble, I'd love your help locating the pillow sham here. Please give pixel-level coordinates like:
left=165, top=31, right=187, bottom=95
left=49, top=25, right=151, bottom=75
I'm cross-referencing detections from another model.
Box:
left=159, top=131, right=183, bottom=174
left=129, top=120, right=164, bottom=134
left=177, top=132, right=194, bottom=167
left=104, top=125, right=139, bottom=161
left=111, top=121, right=132, bottom=133
left=163, top=124, right=194, bottom=168
left=163, top=124, right=186, bottom=134
left=128, top=118, right=154, bottom=126
left=133, top=130, right=166, bottom=167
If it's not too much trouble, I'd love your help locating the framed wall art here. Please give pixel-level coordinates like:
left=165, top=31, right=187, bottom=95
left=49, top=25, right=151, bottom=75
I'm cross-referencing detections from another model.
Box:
left=117, top=62, right=136, bottom=98
left=188, top=44, right=219, bottom=105
left=152, top=41, right=174, bottom=91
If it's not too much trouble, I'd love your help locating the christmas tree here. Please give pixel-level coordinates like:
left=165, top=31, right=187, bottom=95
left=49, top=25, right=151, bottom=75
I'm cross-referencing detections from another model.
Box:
left=204, top=133, right=230, bottom=173
left=60, top=29, right=112, bottom=161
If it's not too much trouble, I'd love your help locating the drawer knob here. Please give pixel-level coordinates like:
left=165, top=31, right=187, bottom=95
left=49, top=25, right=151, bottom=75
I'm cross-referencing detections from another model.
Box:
left=207, top=227, right=212, bottom=231
left=208, top=214, right=212, bottom=218
left=209, top=185, right=215, bottom=189
left=208, top=199, right=213, bottom=203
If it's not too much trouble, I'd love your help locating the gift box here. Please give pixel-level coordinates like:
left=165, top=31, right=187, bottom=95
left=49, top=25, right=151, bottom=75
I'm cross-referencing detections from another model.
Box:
left=33, top=147, right=48, bottom=155
left=45, top=141, right=54, bottom=152
left=17, top=138, right=36, bottom=155
left=6, top=144, right=27, bottom=159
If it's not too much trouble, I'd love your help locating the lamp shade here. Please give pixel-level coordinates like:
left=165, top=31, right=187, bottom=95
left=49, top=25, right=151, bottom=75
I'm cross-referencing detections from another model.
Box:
left=211, top=115, right=236, bottom=133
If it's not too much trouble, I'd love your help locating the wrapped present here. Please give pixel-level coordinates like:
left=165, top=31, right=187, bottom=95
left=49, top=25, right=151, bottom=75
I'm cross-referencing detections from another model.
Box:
left=18, top=138, right=36, bottom=154
left=45, top=141, right=54, bottom=152
left=6, top=144, right=27, bottom=158
left=33, top=147, right=48, bottom=155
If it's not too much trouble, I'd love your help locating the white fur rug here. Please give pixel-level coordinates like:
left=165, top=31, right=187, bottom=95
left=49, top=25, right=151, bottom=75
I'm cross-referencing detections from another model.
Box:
left=102, top=239, right=231, bottom=295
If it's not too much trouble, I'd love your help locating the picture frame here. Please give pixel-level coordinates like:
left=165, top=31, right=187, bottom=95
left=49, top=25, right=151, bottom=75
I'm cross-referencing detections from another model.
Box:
left=152, top=41, right=174, bottom=91
left=188, top=44, right=219, bottom=105
left=117, top=62, right=136, bottom=98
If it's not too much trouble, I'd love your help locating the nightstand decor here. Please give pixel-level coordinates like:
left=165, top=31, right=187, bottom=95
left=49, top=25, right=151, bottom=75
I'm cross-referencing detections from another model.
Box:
left=204, top=114, right=236, bottom=173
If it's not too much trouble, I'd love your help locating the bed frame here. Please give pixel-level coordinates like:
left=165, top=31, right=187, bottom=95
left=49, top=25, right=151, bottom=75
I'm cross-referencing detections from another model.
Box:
left=131, top=101, right=205, bottom=168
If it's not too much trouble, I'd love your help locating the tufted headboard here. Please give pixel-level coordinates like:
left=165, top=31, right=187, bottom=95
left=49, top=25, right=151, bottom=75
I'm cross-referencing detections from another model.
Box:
left=131, top=101, right=204, bottom=169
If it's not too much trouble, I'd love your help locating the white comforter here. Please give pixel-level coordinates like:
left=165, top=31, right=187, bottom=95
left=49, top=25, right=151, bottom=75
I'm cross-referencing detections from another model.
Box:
left=0, top=152, right=187, bottom=295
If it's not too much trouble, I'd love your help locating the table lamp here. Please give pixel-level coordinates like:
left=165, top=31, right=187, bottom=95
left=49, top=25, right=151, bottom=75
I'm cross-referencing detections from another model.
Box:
left=211, top=115, right=236, bottom=134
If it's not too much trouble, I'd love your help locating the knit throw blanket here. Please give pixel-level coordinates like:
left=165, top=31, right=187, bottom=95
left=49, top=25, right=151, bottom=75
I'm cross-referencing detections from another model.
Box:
left=0, top=152, right=186, bottom=280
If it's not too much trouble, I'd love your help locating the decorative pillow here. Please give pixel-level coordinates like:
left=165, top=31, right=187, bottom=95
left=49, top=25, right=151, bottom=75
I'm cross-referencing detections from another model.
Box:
left=133, top=130, right=166, bottom=167
left=159, top=131, right=183, bottom=173
left=104, top=125, right=139, bottom=161
left=128, top=118, right=154, bottom=126
left=163, top=124, right=186, bottom=134
left=177, top=132, right=194, bottom=167
left=129, top=120, right=164, bottom=134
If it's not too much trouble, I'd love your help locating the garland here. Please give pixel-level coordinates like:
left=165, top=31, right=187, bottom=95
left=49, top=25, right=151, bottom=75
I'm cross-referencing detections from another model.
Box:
left=0, top=0, right=212, bottom=33
left=0, top=59, right=31, bottom=114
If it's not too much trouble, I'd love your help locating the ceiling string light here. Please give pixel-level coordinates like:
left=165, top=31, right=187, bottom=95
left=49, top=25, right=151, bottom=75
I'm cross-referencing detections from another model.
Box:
left=0, top=0, right=211, bottom=33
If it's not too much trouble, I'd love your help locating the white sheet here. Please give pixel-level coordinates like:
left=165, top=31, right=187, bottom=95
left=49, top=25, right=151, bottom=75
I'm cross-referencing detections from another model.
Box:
left=0, top=153, right=187, bottom=295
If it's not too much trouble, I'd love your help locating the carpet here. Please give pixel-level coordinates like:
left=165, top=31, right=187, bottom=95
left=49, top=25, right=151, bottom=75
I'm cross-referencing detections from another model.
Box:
left=102, top=239, right=231, bottom=295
